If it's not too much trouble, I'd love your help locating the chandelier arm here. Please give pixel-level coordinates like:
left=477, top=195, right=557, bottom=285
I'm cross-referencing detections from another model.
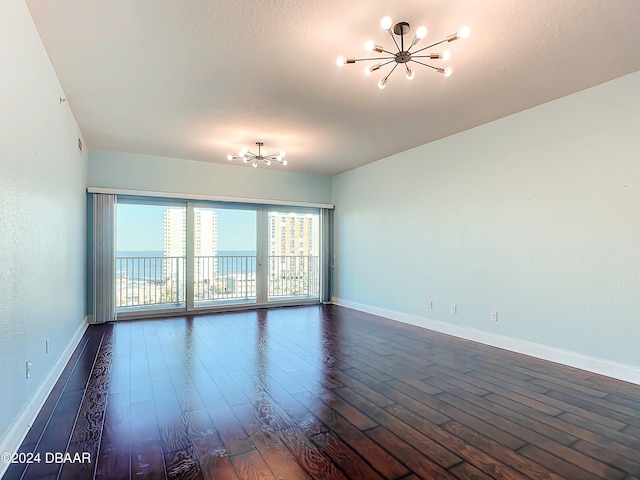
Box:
left=388, top=31, right=402, bottom=53
left=353, top=56, right=395, bottom=62
left=384, top=62, right=400, bottom=80
left=412, top=39, right=447, bottom=55
left=410, top=59, right=440, bottom=70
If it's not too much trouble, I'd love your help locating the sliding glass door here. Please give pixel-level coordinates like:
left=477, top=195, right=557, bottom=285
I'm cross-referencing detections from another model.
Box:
left=114, top=198, right=322, bottom=317
left=266, top=209, right=320, bottom=302
left=115, top=201, right=186, bottom=313
left=192, top=206, right=257, bottom=308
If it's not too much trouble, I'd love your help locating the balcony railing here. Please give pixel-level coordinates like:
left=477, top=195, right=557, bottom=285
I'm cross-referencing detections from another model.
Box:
left=268, top=255, right=319, bottom=299
left=115, top=254, right=319, bottom=310
left=116, top=256, right=185, bottom=309
left=194, top=255, right=256, bottom=303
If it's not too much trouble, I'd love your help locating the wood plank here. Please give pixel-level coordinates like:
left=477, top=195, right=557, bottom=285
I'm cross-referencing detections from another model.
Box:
left=382, top=379, right=526, bottom=449
left=442, top=421, right=567, bottom=480
left=386, top=404, right=542, bottom=479
left=623, top=424, right=640, bottom=439
left=557, top=411, right=640, bottom=448
left=310, top=431, right=384, bottom=480
left=571, top=439, right=640, bottom=475
left=206, top=404, right=256, bottom=457
left=366, top=426, right=457, bottom=479
left=229, top=450, right=276, bottom=480
left=295, top=390, right=378, bottom=431
left=517, top=444, right=601, bottom=480
left=436, top=390, right=579, bottom=446
left=333, top=387, right=462, bottom=469
left=448, top=461, right=498, bottom=480
left=444, top=420, right=626, bottom=480
left=439, top=366, right=562, bottom=414
left=276, top=427, right=348, bottom=480
left=164, top=446, right=203, bottom=480
left=185, top=408, right=239, bottom=480
left=19, top=389, right=85, bottom=480
left=545, top=389, right=640, bottom=428
left=337, top=368, right=396, bottom=407
left=299, top=398, right=409, bottom=479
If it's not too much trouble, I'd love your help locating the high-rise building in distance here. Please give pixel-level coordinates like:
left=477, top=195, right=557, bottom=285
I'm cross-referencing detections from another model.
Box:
left=163, top=208, right=218, bottom=284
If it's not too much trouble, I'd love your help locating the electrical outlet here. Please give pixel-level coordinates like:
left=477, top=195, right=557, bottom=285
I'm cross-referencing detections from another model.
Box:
left=451, top=305, right=457, bottom=314
left=492, top=311, right=499, bottom=322
left=46, top=339, right=49, bottom=354
left=427, top=300, right=433, bottom=309
left=26, top=361, right=31, bottom=379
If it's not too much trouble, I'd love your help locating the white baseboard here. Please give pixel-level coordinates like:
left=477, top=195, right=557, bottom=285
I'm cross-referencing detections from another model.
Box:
left=332, top=297, right=640, bottom=386
left=0, top=317, right=88, bottom=476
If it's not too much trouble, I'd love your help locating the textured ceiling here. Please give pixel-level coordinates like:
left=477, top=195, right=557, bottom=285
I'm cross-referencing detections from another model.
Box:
left=25, top=0, right=640, bottom=176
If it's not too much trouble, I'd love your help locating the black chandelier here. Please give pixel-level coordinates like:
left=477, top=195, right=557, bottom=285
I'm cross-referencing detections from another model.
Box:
left=336, top=16, right=470, bottom=89
left=227, top=142, right=287, bottom=168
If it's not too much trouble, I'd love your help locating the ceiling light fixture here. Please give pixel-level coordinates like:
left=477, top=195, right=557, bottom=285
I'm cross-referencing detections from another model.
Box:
left=337, top=16, right=470, bottom=89
left=227, top=142, right=287, bottom=168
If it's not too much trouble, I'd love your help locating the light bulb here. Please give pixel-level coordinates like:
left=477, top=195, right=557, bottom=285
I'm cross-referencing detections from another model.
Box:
left=364, top=63, right=380, bottom=76
left=336, top=56, right=345, bottom=67
left=242, top=147, right=248, bottom=154
left=238, top=150, right=244, bottom=157
left=380, top=16, right=392, bottom=30
left=365, top=42, right=384, bottom=53
left=265, top=160, right=271, bottom=166
left=443, top=67, right=452, bottom=77
left=442, top=50, right=451, bottom=61
left=282, top=159, right=288, bottom=166
left=405, top=67, right=414, bottom=80
left=280, top=151, right=285, bottom=157
left=227, top=154, right=233, bottom=161
left=378, top=77, right=388, bottom=89
left=411, top=26, right=428, bottom=46
left=252, top=162, right=258, bottom=168
left=447, top=27, right=470, bottom=42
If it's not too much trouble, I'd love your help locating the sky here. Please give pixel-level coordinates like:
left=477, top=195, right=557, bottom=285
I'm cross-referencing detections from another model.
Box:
left=116, top=204, right=256, bottom=252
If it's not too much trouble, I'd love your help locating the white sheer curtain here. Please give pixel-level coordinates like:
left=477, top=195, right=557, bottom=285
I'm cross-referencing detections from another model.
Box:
left=320, top=207, right=334, bottom=303
left=92, top=193, right=116, bottom=323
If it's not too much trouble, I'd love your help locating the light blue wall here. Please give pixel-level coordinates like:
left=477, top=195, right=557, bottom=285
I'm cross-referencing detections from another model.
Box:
left=88, top=150, right=333, bottom=205
left=0, top=0, right=87, bottom=444
left=332, top=71, right=640, bottom=367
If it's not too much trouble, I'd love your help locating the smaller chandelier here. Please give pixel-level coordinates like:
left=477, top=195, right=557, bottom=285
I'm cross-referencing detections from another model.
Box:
left=227, top=142, right=287, bottom=168
left=336, top=16, right=470, bottom=89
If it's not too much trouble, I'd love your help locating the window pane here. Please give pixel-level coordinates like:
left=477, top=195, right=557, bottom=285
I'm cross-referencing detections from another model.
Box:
left=193, top=207, right=257, bottom=307
left=267, top=210, right=320, bottom=300
left=116, top=203, right=186, bottom=311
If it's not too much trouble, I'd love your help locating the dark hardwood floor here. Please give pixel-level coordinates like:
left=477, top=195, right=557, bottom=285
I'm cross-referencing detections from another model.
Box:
left=4, top=304, right=640, bottom=479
